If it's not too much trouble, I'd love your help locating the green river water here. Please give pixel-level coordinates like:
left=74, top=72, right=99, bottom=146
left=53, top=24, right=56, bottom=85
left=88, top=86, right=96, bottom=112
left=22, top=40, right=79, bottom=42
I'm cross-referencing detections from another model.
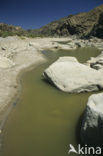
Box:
left=2, top=47, right=100, bottom=156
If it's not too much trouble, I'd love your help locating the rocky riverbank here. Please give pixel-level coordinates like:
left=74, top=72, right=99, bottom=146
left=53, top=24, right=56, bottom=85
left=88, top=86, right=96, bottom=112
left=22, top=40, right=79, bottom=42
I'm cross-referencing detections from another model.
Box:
left=0, top=36, right=81, bottom=125
left=0, top=36, right=102, bottom=110
left=0, top=35, right=103, bottom=132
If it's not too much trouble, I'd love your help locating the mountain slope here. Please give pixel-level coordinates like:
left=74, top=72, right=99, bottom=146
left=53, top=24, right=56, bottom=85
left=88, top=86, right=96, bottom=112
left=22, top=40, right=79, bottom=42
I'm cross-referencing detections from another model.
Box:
left=32, top=4, right=103, bottom=38
left=0, top=4, right=103, bottom=38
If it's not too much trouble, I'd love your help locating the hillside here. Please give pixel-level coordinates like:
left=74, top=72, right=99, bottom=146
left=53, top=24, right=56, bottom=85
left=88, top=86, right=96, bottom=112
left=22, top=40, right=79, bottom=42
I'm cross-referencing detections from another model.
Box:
left=0, top=4, right=103, bottom=38
left=31, top=4, right=103, bottom=38
left=0, top=23, right=25, bottom=37
left=0, top=23, right=37, bottom=38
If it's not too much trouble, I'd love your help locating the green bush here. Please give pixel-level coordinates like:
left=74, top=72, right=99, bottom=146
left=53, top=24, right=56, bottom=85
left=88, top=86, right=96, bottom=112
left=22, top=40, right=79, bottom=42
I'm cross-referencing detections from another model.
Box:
left=0, top=30, right=46, bottom=38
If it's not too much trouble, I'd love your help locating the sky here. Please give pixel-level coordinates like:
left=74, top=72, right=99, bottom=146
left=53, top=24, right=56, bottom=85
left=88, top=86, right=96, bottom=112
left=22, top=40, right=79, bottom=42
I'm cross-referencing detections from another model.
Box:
left=0, top=0, right=103, bottom=30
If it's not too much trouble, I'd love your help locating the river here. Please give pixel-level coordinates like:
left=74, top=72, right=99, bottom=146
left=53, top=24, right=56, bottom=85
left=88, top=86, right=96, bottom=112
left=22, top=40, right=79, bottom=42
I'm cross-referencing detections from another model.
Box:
left=2, top=47, right=100, bottom=156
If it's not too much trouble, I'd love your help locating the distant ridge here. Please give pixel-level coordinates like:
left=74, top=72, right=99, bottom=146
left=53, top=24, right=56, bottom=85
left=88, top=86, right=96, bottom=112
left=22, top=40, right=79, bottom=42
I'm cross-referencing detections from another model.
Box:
left=0, top=23, right=25, bottom=37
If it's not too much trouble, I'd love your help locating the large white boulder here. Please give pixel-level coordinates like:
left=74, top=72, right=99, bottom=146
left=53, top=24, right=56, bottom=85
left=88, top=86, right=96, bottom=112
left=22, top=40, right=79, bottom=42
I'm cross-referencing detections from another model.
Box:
left=43, top=57, right=103, bottom=93
left=81, top=93, right=103, bottom=146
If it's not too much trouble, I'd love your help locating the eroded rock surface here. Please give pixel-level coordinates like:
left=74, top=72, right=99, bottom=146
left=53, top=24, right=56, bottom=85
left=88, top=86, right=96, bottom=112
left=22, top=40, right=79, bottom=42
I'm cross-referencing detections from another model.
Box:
left=43, top=57, right=103, bottom=93
left=81, top=93, right=103, bottom=146
left=87, top=51, right=103, bottom=70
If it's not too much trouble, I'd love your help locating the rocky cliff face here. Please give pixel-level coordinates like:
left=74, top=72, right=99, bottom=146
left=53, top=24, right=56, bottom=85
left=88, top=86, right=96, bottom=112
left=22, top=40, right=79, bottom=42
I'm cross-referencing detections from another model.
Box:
left=90, top=12, right=103, bottom=38
left=33, top=4, right=103, bottom=38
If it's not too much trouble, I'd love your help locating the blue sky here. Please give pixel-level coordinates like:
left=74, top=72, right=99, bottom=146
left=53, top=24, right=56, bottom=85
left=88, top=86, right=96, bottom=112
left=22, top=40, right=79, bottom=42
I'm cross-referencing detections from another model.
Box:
left=0, top=0, right=103, bottom=29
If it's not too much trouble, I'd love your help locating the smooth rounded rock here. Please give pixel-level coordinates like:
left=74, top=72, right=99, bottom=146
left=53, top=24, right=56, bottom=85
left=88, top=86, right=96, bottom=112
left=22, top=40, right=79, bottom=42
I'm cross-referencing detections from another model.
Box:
left=43, top=57, right=103, bottom=93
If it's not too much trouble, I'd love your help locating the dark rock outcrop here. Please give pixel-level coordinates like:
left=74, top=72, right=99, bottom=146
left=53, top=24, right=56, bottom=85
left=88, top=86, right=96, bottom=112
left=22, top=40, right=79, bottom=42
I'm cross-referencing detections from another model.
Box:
left=90, top=12, right=103, bottom=38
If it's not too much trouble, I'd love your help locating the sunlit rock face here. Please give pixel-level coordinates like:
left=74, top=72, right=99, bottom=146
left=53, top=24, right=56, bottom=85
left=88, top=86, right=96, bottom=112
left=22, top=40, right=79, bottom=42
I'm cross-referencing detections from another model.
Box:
left=43, top=57, right=103, bottom=93
left=81, top=93, right=103, bottom=146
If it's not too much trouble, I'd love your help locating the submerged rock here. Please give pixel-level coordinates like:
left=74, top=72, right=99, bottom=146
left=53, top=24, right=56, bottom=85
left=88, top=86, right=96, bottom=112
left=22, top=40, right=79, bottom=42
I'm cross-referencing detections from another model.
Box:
left=43, top=57, right=103, bottom=93
left=81, top=93, right=103, bottom=146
